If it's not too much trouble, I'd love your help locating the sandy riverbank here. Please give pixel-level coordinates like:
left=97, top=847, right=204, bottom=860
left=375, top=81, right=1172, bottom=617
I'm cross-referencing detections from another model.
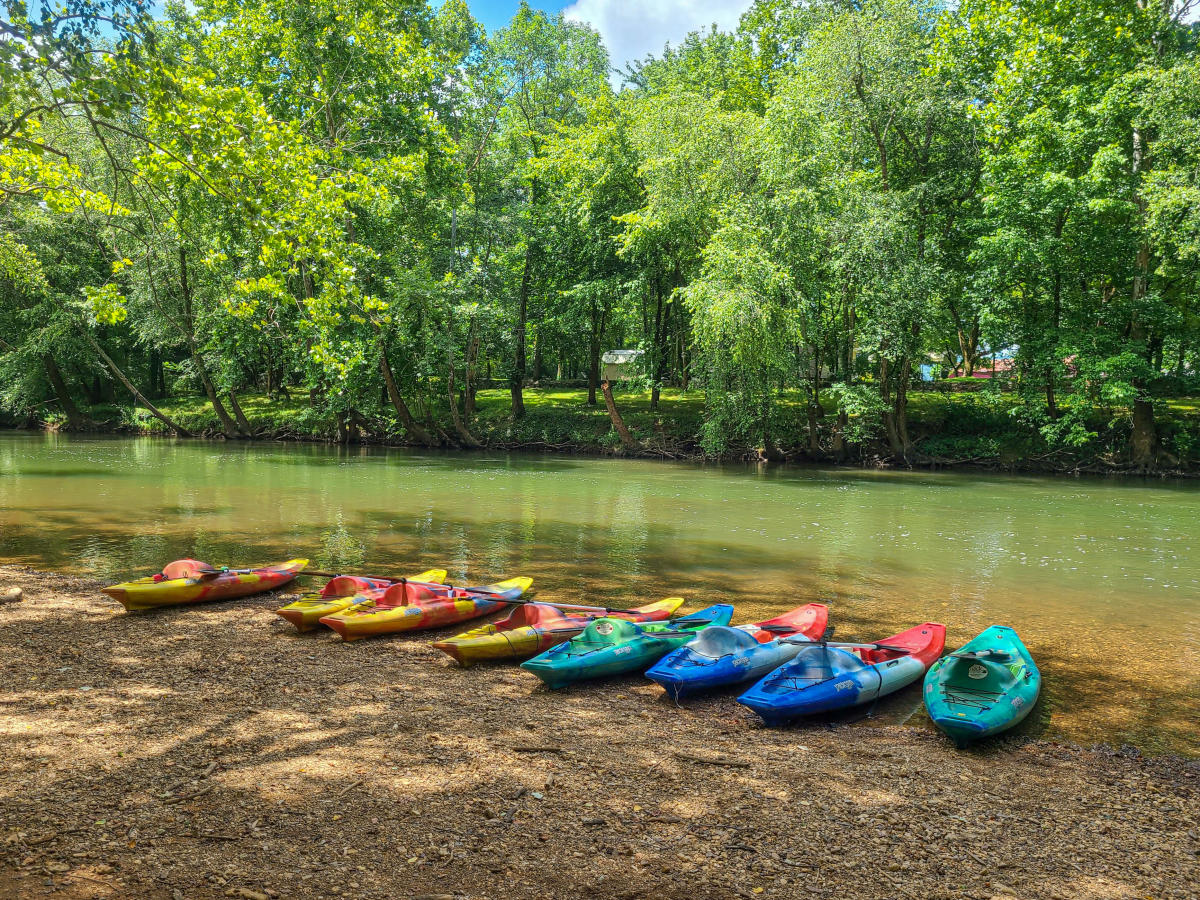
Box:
left=0, top=566, right=1195, bottom=900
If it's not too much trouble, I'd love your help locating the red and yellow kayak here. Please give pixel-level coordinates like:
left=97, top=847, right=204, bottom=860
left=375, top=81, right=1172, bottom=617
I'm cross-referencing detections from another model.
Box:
left=433, top=597, right=685, bottom=667
left=319, top=576, right=533, bottom=642
left=274, top=569, right=448, bottom=632
left=102, top=558, right=308, bottom=612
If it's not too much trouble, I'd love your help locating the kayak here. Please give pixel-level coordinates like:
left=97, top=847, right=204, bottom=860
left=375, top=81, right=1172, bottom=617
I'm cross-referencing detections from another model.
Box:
left=924, top=625, right=1040, bottom=747
left=274, top=569, right=448, bottom=632
left=738, top=622, right=946, bottom=725
left=101, top=558, right=309, bottom=612
left=319, top=577, right=533, bottom=642
left=520, top=604, right=735, bottom=690
left=432, top=597, right=685, bottom=667
left=645, top=603, right=830, bottom=700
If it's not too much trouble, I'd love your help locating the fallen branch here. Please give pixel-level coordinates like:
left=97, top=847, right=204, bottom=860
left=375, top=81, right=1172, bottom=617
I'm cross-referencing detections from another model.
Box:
left=672, top=751, right=751, bottom=768
left=335, top=779, right=363, bottom=798
left=62, top=872, right=115, bottom=886
left=511, top=745, right=565, bottom=754
left=164, top=783, right=213, bottom=804
left=178, top=832, right=241, bottom=841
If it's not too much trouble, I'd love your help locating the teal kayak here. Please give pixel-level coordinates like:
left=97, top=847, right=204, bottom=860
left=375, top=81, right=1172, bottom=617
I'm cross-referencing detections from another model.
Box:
left=520, top=604, right=735, bottom=690
left=923, top=625, right=1040, bottom=748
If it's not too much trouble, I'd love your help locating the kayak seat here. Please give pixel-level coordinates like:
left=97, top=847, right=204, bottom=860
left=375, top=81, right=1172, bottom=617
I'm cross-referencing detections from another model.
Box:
left=573, top=617, right=643, bottom=648
left=504, top=603, right=569, bottom=629
left=162, top=559, right=213, bottom=580
left=688, top=626, right=761, bottom=659
left=322, top=575, right=379, bottom=599
left=945, top=655, right=1019, bottom=691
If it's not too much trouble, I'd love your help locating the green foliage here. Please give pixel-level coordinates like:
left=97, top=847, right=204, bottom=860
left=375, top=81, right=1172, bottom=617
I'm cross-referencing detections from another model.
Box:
left=0, top=0, right=1198, bottom=469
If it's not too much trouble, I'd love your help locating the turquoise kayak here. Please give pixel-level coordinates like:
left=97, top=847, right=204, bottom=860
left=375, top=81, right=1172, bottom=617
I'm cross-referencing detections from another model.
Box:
left=520, top=604, right=735, bottom=690
left=923, top=625, right=1040, bottom=747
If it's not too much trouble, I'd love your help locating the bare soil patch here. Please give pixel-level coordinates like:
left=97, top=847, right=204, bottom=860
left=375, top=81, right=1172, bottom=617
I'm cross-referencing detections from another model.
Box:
left=0, top=566, right=1195, bottom=899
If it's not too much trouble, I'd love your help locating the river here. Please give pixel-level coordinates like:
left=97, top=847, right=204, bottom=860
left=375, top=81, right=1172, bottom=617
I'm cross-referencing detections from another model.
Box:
left=0, top=431, right=1196, bottom=755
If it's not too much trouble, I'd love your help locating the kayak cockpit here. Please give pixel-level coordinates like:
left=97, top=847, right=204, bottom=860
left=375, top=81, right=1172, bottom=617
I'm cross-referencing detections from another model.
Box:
left=769, top=645, right=865, bottom=691
left=686, top=626, right=762, bottom=659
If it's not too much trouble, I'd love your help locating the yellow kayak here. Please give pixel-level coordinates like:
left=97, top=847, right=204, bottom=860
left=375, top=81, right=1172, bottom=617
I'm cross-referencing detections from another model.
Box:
left=102, top=558, right=309, bottom=612
left=274, top=569, right=448, bottom=632
left=320, top=576, right=533, bottom=642
left=433, top=597, right=685, bottom=667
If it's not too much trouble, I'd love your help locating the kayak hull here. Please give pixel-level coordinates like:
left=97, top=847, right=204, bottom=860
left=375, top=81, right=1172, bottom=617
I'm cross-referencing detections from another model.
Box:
left=738, top=623, right=946, bottom=726
left=102, top=559, right=308, bottom=611
left=274, top=570, right=446, bottom=632
left=924, top=625, right=1040, bottom=748
left=432, top=597, right=685, bottom=667
left=646, top=603, right=830, bottom=700
left=319, top=577, right=532, bottom=642
left=521, top=604, right=734, bottom=690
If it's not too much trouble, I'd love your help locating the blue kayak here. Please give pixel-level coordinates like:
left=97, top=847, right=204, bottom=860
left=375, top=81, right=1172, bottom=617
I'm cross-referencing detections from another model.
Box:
left=923, top=625, right=1040, bottom=747
left=644, top=603, right=829, bottom=700
left=738, top=623, right=946, bottom=725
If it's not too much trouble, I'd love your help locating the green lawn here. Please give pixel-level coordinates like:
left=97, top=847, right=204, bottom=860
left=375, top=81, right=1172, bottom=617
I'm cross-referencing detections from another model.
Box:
left=103, top=385, right=1200, bottom=464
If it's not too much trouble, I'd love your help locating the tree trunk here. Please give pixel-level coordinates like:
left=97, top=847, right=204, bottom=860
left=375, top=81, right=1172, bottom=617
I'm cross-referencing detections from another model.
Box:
left=228, top=391, right=255, bottom=437
left=82, top=330, right=191, bottom=437
left=511, top=246, right=531, bottom=419
left=587, top=298, right=601, bottom=406
left=147, top=348, right=164, bottom=399
left=879, top=357, right=904, bottom=455
left=601, top=380, right=639, bottom=452
left=42, top=354, right=88, bottom=430
left=1131, top=397, right=1157, bottom=467
left=464, top=329, right=480, bottom=417
left=832, top=410, right=848, bottom=461
left=532, top=326, right=542, bottom=385
left=650, top=278, right=666, bottom=411
left=179, top=247, right=240, bottom=439
left=1129, top=123, right=1158, bottom=468
left=655, top=294, right=672, bottom=408
left=807, top=350, right=822, bottom=454
left=380, top=349, right=435, bottom=447
left=894, top=357, right=912, bottom=454
left=195, top=356, right=240, bottom=438
left=447, top=348, right=482, bottom=448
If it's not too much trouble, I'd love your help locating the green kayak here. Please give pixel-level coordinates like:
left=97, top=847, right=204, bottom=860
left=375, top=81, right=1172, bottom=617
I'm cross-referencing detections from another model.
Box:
left=923, top=625, right=1040, bottom=748
left=520, top=604, right=734, bottom=690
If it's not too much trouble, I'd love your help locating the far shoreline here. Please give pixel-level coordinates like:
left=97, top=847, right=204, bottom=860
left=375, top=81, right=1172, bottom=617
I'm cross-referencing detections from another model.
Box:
left=5, top=422, right=1200, bottom=480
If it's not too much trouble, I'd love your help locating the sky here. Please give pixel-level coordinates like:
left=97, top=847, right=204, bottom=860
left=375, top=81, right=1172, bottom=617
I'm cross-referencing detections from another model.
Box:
left=467, top=0, right=754, bottom=72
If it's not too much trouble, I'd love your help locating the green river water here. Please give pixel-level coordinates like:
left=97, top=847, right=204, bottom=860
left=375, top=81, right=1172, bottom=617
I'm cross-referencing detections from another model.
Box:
left=0, top=431, right=1196, bottom=755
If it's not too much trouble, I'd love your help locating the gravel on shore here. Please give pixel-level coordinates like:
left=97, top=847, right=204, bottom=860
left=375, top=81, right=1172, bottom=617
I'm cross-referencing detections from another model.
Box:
left=0, top=565, right=1196, bottom=900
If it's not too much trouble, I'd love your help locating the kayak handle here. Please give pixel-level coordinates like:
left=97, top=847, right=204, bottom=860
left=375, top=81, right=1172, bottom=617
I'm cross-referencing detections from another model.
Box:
left=949, top=649, right=1008, bottom=660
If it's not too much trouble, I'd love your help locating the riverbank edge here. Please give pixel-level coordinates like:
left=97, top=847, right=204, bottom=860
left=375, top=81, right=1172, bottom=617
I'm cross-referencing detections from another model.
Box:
left=0, top=563, right=1197, bottom=900
left=9, top=419, right=1200, bottom=478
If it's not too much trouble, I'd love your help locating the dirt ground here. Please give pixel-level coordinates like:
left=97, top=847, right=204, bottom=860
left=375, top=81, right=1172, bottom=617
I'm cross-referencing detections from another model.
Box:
left=0, top=566, right=1195, bottom=900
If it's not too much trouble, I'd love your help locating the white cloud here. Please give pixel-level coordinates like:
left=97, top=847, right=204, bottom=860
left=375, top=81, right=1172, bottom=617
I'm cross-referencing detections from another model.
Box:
left=563, top=0, right=754, bottom=77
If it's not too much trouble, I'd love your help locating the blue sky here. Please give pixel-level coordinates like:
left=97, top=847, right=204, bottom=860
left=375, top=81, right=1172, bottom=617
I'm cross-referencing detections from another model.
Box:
left=466, top=0, right=754, bottom=71
left=468, top=1, right=568, bottom=34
